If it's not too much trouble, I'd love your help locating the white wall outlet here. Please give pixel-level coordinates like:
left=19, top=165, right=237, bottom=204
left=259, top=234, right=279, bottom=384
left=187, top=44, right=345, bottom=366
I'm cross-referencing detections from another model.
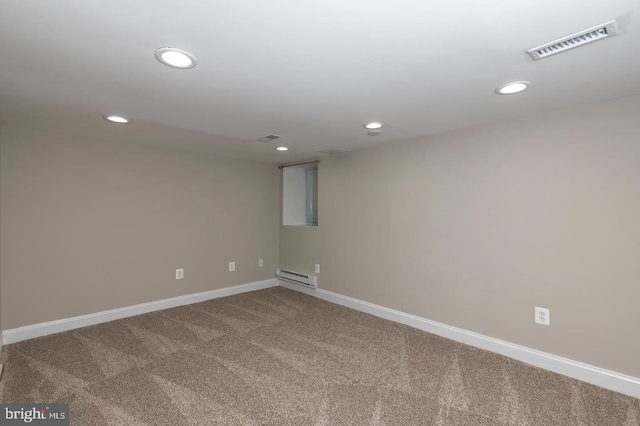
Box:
left=315, top=264, right=320, bottom=274
left=535, top=307, right=550, bottom=325
left=176, top=268, right=184, bottom=280
left=229, top=261, right=235, bottom=272
left=259, top=258, right=264, bottom=267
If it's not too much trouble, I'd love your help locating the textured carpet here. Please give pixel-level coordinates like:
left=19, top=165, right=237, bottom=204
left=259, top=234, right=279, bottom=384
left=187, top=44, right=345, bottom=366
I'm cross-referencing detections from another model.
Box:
left=1, top=287, right=638, bottom=425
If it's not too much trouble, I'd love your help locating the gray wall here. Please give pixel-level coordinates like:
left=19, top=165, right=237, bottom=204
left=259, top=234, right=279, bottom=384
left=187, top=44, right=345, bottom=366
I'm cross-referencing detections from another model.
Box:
left=3, top=95, right=639, bottom=379
left=0, top=126, right=280, bottom=329
left=280, top=95, right=640, bottom=378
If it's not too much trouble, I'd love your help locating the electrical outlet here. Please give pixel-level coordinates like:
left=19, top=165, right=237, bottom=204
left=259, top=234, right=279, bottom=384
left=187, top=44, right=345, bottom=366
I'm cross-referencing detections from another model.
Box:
left=229, top=262, right=235, bottom=272
left=176, top=268, right=184, bottom=280
left=535, top=307, right=550, bottom=325
left=315, top=264, right=320, bottom=274
left=259, top=259, right=264, bottom=267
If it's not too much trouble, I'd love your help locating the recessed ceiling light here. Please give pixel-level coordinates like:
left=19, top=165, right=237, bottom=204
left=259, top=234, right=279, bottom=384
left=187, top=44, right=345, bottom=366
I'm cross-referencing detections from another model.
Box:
left=154, top=47, right=197, bottom=69
left=363, top=122, right=384, bottom=130
left=495, top=81, right=531, bottom=95
left=104, top=115, right=130, bottom=123
left=275, top=146, right=289, bottom=151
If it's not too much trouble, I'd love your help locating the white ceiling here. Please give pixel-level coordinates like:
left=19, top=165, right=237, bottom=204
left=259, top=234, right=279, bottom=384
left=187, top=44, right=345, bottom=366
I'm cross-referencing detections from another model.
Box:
left=1, top=0, right=639, bottom=163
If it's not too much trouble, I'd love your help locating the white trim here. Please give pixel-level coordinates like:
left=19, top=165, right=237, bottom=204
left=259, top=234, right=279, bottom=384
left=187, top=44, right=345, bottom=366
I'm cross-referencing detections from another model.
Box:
left=278, top=280, right=640, bottom=399
left=2, top=278, right=278, bottom=345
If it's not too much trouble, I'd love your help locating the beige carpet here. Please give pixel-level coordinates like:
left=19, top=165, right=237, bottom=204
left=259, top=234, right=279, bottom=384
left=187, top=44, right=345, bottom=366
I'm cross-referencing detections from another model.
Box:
left=1, top=287, right=638, bottom=425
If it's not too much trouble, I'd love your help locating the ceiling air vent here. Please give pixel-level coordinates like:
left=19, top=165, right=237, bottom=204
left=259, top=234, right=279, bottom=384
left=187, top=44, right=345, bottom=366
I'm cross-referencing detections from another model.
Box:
left=318, top=148, right=350, bottom=156
left=257, top=134, right=281, bottom=142
left=526, top=20, right=618, bottom=61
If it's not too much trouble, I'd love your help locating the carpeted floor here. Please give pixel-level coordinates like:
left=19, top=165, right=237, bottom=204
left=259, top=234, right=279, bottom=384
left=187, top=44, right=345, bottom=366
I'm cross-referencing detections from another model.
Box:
left=0, top=287, right=638, bottom=425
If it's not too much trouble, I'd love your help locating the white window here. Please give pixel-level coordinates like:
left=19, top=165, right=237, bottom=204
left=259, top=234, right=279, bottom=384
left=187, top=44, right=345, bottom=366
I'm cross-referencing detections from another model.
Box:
left=283, top=165, right=318, bottom=226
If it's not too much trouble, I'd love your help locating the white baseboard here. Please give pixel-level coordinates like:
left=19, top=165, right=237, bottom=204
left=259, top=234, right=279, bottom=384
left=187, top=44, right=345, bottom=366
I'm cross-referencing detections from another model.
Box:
left=278, top=280, right=640, bottom=399
left=2, top=278, right=278, bottom=345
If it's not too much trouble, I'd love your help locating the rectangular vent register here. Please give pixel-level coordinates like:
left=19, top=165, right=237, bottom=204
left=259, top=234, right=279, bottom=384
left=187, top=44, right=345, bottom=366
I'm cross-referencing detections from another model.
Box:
left=527, top=20, right=618, bottom=61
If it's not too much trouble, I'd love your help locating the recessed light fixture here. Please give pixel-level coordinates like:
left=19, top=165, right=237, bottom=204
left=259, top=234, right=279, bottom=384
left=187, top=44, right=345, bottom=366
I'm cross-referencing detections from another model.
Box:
left=275, top=146, right=289, bottom=151
left=363, top=122, right=384, bottom=130
left=495, top=81, right=531, bottom=95
left=154, top=47, right=197, bottom=69
left=104, top=115, right=130, bottom=123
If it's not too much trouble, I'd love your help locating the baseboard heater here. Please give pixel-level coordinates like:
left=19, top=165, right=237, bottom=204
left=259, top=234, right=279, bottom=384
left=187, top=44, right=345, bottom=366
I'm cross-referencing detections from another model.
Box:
left=276, top=268, right=317, bottom=289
